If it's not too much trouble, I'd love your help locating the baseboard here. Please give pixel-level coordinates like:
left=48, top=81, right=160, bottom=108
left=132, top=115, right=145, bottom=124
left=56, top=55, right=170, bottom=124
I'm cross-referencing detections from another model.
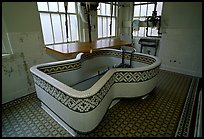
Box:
left=160, top=64, right=202, bottom=78
left=2, top=86, right=36, bottom=104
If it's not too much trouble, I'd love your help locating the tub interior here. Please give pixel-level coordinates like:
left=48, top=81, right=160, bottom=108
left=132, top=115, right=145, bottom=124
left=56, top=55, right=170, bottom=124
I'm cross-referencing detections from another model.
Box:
left=50, top=55, right=148, bottom=91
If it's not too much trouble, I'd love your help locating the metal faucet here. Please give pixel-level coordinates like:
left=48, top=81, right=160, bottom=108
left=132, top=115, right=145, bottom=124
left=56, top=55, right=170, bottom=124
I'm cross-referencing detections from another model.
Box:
left=130, top=47, right=136, bottom=68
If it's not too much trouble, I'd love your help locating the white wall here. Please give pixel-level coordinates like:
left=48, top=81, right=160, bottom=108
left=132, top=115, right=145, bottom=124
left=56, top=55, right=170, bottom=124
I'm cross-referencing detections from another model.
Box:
left=2, top=2, right=67, bottom=104
left=158, top=2, right=202, bottom=77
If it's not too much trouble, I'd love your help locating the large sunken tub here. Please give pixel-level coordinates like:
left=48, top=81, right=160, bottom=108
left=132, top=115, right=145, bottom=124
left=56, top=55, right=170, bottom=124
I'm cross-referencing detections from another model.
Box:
left=30, top=48, right=161, bottom=136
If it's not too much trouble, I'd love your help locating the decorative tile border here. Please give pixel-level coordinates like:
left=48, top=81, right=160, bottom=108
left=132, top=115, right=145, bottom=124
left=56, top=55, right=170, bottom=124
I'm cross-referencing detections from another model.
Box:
left=38, top=62, right=81, bottom=75
left=175, top=78, right=199, bottom=137
left=81, top=51, right=156, bottom=65
left=32, top=66, right=160, bottom=113
left=38, top=50, right=156, bottom=74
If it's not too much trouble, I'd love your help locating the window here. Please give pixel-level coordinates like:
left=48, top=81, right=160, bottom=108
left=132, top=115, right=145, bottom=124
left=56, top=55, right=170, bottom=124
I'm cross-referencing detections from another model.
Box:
left=2, top=17, right=13, bottom=56
left=133, top=2, right=163, bottom=37
left=37, top=2, right=79, bottom=46
left=97, top=2, right=118, bottom=39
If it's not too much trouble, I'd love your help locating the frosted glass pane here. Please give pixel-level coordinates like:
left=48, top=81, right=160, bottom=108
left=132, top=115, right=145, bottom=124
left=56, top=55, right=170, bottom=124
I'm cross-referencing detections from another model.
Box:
left=101, top=3, right=106, bottom=15
left=103, top=17, right=108, bottom=37
left=140, top=5, right=147, bottom=16
left=97, top=3, right=101, bottom=15
left=134, top=2, right=141, bottom=5
left=48, top=2, right=58, bottom=12
left=111, top=18, right=115, bottom=36
left=147, top=28, right=152, bottom=36
left=144, top=27, right=146, bottom=36
left=70, top=15, right=79, bottom=41
left=138, top=27, right=145, bottom=37
left=37, top=2, right=48, bottom=11
left=152, top=28, right=158, bottom=36
left=59, top=2, right=65, bottom=12
left=68, top=2, right=76, bottom=13
left=107, top=17, right=111, bottom=37
left=98, top=17, right=103, bottom=38
left=147, top=4, right=154, bottom=16
left=134, top=6, right=140, bottom=17
left=140, top=17, right=146, bottom=21
left=39, top=13, right=54, bottom=44
left=115, top=5, right=118, bottom=17
left=112, top=5, right=115, bottom=16
left=112, top=4, right=118, bottom=17
left=156, top=2, right=163, bottom=16
left=133, top=17, right=139, bottom=20
left=106, top=18, right=109, bottom=37
left=132, top=30, right=138, bottom=37
left=51, top=14, right=63, bottom=43
left=105, top=4, right=110, bottom=16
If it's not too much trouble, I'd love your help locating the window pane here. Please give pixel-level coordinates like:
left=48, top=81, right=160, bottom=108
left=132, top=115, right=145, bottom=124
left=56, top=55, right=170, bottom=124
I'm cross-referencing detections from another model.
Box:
left=39, top=13, right=54, bottom=44
left=105, top=4, right=110, bottom=16
left=140, top=5, right=147, bottom=16
left=103, top=17, right=108, bottom=37
left=111, top=18, right=115, bottom=36
left=152, top=28, right=158, bottom=36
left=134, top=5, right=140, bottom=17
left=156, top=2, right=163, bottom=16
left=98, top=17, right=103, bottom=38
left=146, top=27, right=152, bottom=36
left=68, top=2, right=76, bottom=13
left=51, top=14, right=63, bottom=43
left=37, top=2, right=48, bottom=11
left=48, top=2, right=58, bottom=12
left=147, top=4, right=154, bottom=16
left=58, top=2, right=65, bottom=12
left=112, top=5, right=115, bottom=16
left=133, top=17, right=139, bottom=20
left=139, top=17, right=146, bottom=21
left=138, top=27, right=145, bottom=37
left=70, top=15, right=79, bottom=41
left=134, top=2, right=141, bottom=5
left=107, top=17, right=111, bottom=37
left=115, top=5, right=118, bottom=17
left=101, top=3, right=106, bottom=16
left=132, top=30, right=138, bottom=37
left=97, top=3, right=101, bottom=15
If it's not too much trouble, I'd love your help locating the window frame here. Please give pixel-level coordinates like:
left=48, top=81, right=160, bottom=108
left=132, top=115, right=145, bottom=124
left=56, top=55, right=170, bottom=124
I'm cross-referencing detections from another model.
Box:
left=132, top=2, right=163, bottom=37
left=37, top=2, right=80, bottom=47
left=97, top=2, right=118, bottom=39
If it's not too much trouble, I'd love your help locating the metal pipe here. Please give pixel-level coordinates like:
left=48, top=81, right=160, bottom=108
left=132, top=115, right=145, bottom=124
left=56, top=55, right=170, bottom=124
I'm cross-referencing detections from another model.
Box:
left=121, top=47, right=126, bottom=66
left=110, top=2, right=113, bottom=37
left=86, top=6, right=92, bottom=42
left=130, top=48, right=136, bottom=68
left=64, top=2, right=69, bottom=42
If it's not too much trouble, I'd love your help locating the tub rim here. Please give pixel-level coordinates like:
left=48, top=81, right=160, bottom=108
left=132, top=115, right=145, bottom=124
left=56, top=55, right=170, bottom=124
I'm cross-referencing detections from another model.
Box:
left=30, top=49, right=161, bottom=98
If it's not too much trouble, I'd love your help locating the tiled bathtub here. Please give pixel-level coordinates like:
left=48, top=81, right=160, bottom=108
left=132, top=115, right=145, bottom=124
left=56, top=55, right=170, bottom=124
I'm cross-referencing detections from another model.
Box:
left=30, top=49, right=161, bottom=136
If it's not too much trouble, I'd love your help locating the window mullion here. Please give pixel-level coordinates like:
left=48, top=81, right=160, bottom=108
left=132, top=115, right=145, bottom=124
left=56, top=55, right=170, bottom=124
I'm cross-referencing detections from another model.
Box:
left=58, top=2, right=65, bottom=43
left=59, top=14, right=65, bottom=43
left=47, top=2, right=55, bottom=44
